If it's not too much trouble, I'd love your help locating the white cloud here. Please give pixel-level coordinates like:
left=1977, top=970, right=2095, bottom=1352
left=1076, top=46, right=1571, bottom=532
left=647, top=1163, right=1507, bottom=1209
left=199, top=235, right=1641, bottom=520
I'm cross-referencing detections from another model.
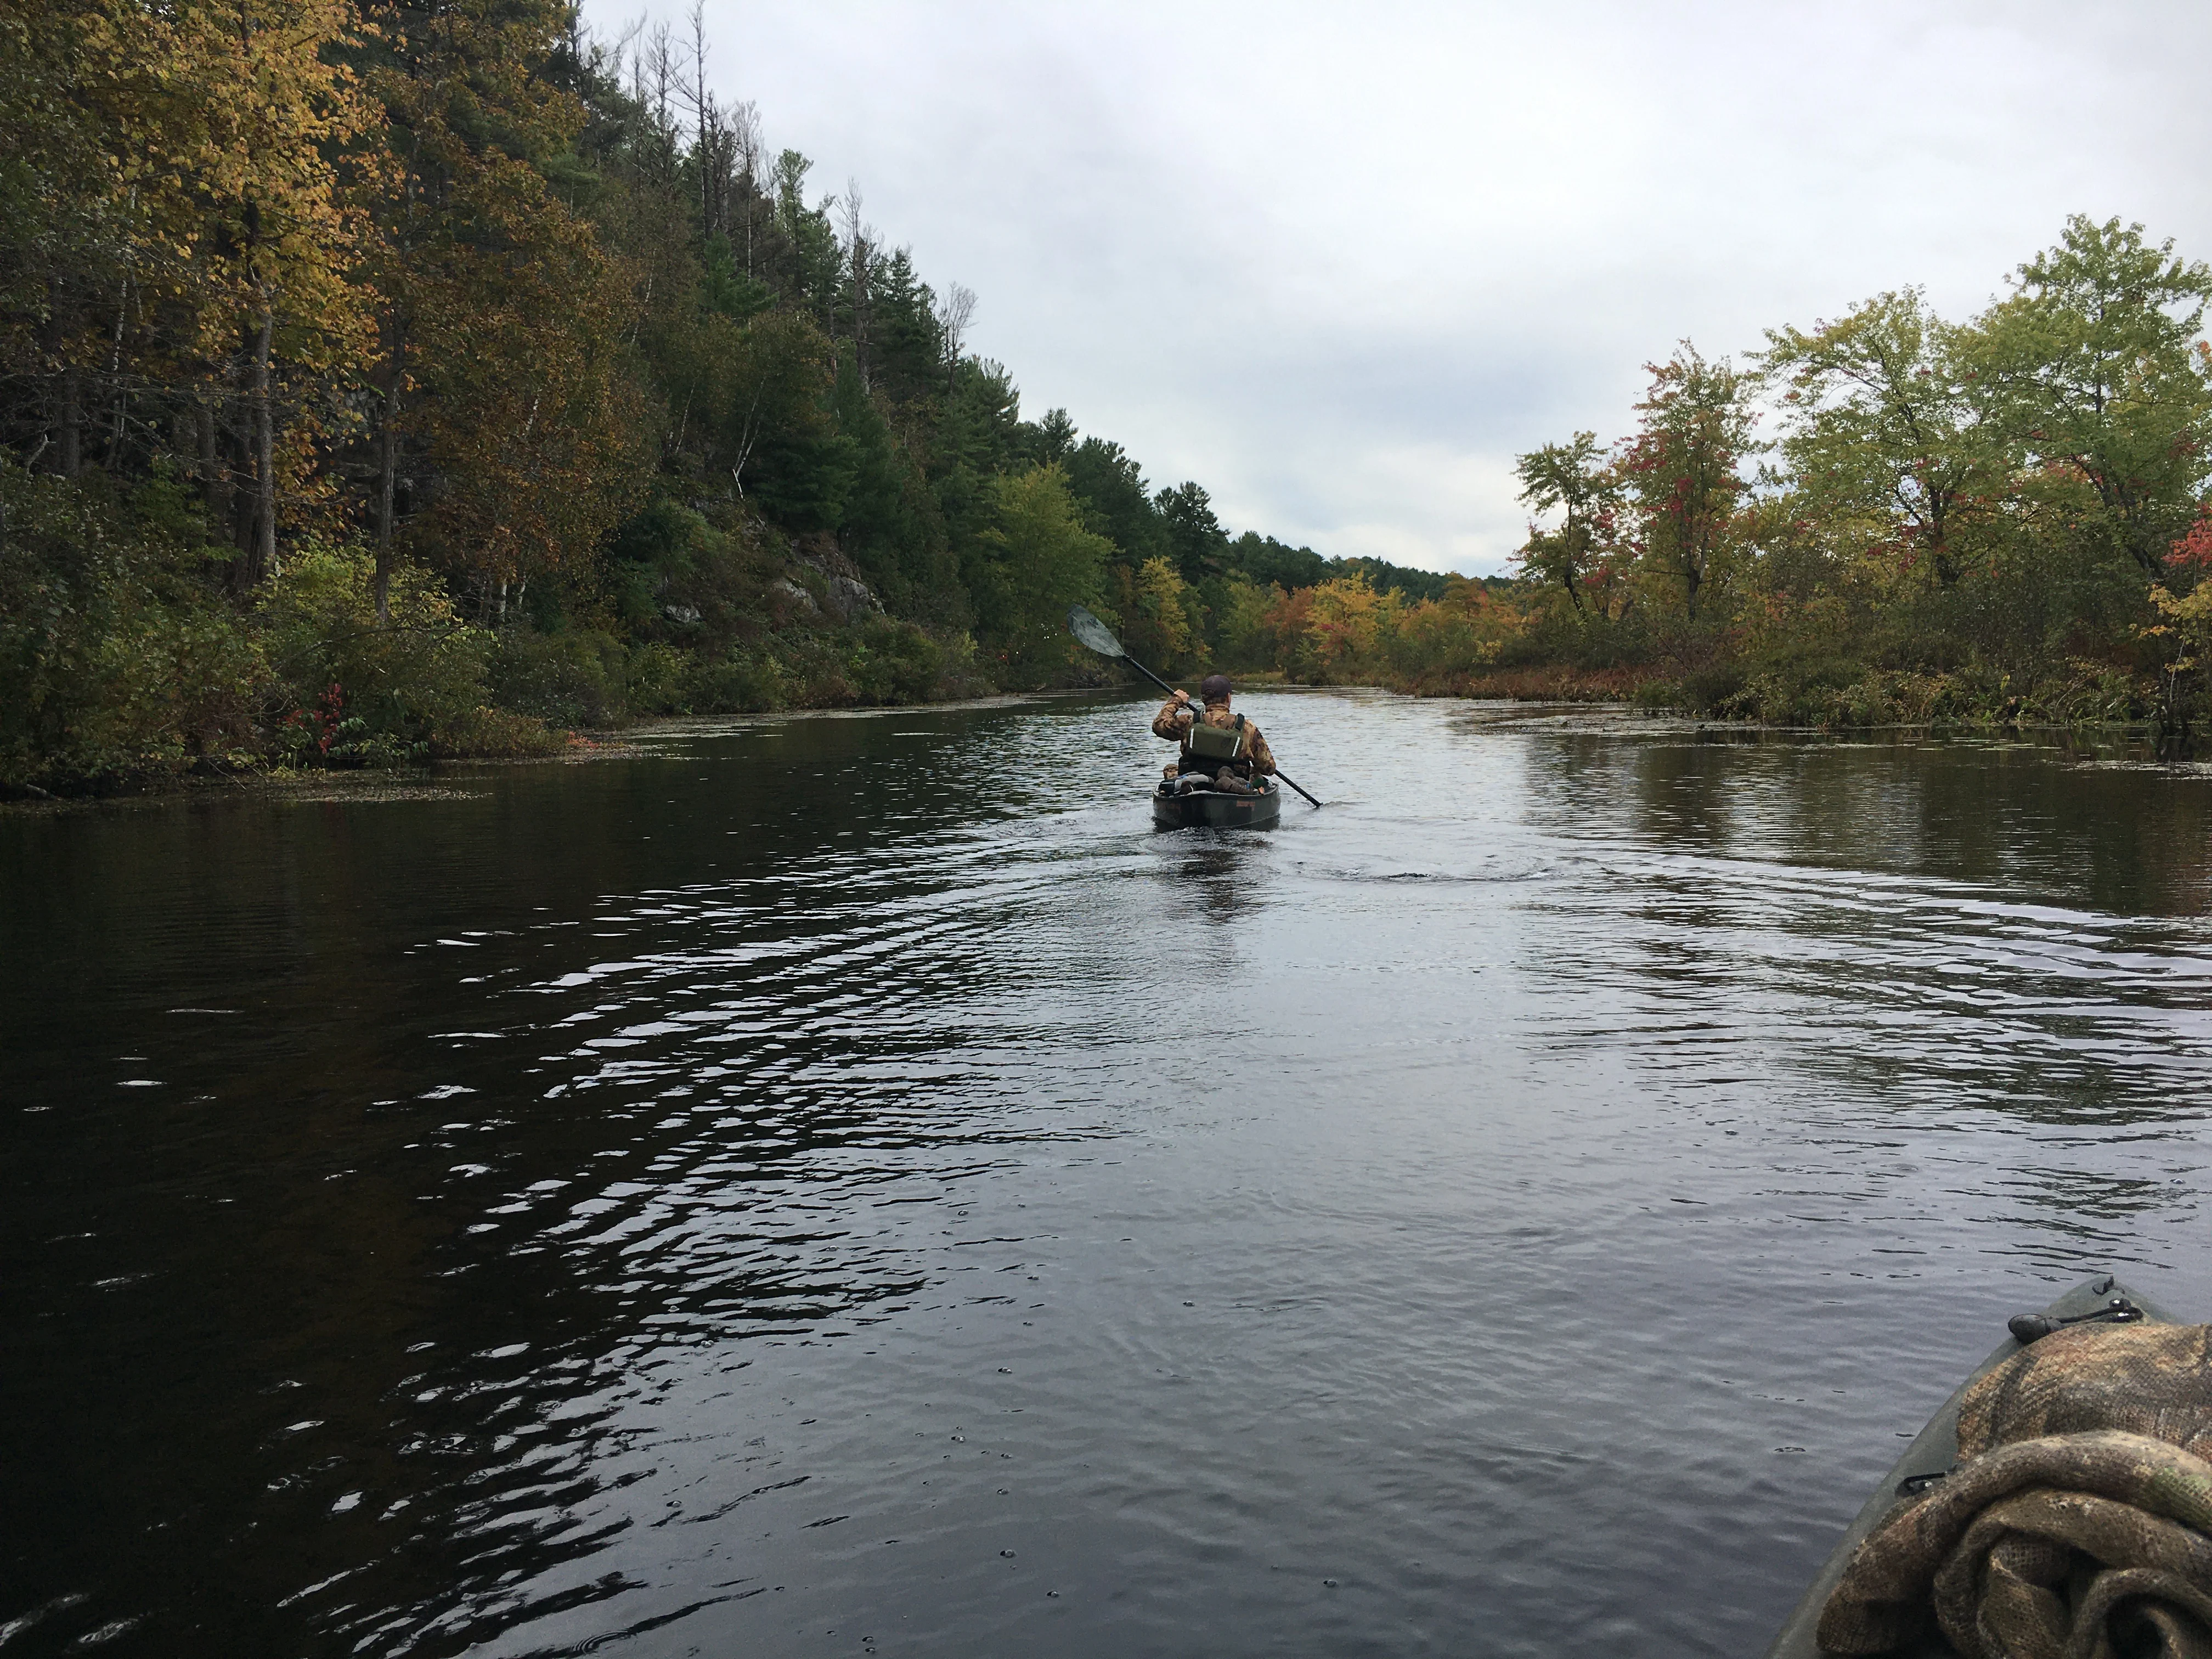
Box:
left=599, top=0, right=2212, bottom=573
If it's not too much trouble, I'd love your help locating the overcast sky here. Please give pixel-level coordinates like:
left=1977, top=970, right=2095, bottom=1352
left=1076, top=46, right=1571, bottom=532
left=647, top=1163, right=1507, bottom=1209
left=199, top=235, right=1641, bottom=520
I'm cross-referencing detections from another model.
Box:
left=593, top=1, right=2212, bottom=575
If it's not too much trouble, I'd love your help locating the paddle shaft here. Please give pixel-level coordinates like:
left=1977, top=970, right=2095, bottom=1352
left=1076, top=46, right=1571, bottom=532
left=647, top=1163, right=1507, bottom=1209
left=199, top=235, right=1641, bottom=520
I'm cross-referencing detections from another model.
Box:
left=1117, top=651, right=1323, bottom=809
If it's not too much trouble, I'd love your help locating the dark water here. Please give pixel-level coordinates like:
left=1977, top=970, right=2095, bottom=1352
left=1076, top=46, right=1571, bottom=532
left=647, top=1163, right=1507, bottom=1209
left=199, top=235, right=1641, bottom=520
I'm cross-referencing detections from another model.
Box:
left=5, top=691, right=2212, bottom=1658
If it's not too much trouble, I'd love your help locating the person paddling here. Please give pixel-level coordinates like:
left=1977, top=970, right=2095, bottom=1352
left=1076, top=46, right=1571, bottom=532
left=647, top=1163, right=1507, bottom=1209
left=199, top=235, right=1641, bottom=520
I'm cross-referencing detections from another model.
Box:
left=1152, top=673, right=1277, bottom=794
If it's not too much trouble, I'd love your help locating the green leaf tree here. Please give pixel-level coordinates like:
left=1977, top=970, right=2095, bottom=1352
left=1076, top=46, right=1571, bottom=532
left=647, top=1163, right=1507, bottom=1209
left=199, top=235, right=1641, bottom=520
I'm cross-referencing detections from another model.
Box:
left=1965, top=216, right=2212, bottom=581
left=1514, top=431, right=1622, bottom=615
left=1760, top=289, right=1992, bottom=589
left=1121, top=555, right=1195, bottom=670
left=968, top=464, right=1111, bottom=684
left=1064, top=436, right=1168, bottom=567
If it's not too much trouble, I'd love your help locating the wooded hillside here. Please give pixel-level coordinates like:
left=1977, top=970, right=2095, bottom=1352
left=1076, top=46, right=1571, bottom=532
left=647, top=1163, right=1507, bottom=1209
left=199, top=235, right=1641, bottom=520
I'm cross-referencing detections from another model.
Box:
left=1, top=0, right=1449, bottom=788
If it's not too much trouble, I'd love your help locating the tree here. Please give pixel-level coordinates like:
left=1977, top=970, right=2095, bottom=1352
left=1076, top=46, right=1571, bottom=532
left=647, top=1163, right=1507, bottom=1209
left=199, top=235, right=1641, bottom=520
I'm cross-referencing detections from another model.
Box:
left=1224, top=531, right=1324, bottom=590
left=1618, top=344, right=1753, bottom=620
left=770, top=148, right=840, bottom=325
left=668, top=306, right=836, bottom=499
left=836, top=179, right=874, bottom=388
left=402, top=165, right=647, bottom=607
left=1514, top=431, right=1621, bottom=613
left=1064, top=436, right=1167, bottom=566
left=930, top=356, right=1021, bottom=555
left=932, top=281, right=976, bottom=392
left=968, top=464, right=1110, bottom=683
left=831, top=343, right=954, bottom=613
left=1, top=0, right=375, bottom=579
left=1302, top=574, right=1405, bottom=682
left=0, top=0, right=136, bottom=479
left=1120, top=555, right=1194, bottom=670
left=1760, top=290, right=1991, bottom=589
left=356, top=0, right=647, bottom=618
left=191, top=0, right=377, bottom=586
left=1031, top=407, right=1077, bottom=465
left=1214, top=574, right=1279, bottom=668
left=1157, top=479, right=1227, bottom=583
left=1965, top=215, right=2212, bottom=581
left=866, top=246, right=943, bottom=404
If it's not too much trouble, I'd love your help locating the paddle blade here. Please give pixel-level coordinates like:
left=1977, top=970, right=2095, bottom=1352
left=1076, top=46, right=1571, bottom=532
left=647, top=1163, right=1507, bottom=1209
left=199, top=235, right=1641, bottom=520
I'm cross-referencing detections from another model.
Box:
left=1067, top=605, right=1125, bottom=659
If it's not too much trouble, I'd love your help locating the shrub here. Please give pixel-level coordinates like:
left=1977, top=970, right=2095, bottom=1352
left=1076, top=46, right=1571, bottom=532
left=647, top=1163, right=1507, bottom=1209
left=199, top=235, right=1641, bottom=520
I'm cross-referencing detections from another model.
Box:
left=484, top=627, right=627, bottom=727
left=849, top=616, right=953, bottom=703
left=259, top=542, right=494, bottom=763
left=436, top=705, right=565, bottom=758
left=625, top=642, right=691, bottom=714
left=685, top=647, right=790, bottom=712
left=0, top=465, right=266, bottom=789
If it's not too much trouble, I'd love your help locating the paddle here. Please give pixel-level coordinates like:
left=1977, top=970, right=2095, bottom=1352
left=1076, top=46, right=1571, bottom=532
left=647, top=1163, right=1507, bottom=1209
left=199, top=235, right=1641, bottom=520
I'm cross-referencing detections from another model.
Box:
left=1066, top=605, right=1324, bottom=808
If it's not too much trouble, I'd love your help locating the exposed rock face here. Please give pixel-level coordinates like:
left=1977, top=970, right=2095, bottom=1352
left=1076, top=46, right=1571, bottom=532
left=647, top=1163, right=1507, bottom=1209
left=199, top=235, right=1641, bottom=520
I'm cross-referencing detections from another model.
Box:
left=769, top=578, right=819, bottom=616
left=819, top=572, right=881, bottom=622
left=763, top=534, right=882, bottom=626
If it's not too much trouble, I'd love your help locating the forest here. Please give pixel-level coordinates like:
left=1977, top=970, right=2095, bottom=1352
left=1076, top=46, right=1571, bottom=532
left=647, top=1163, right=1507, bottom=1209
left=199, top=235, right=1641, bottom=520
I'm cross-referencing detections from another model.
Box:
left=4, top=0, right=2211, bottom=793
left=0, top=0, right=1448, bottom=789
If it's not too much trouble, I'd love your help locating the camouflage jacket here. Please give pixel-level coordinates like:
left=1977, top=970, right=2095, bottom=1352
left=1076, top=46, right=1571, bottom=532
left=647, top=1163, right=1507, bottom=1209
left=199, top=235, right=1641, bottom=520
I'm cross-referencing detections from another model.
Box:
left=1152, top=696, right=1277, bottom=774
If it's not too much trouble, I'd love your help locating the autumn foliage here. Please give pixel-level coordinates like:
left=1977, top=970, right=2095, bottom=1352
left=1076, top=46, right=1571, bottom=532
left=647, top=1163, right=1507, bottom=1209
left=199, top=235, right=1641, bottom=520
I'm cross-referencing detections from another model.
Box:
left=1241, top=220, right=2212, bottom=732
left=5, top=0, right=2212, bottom=793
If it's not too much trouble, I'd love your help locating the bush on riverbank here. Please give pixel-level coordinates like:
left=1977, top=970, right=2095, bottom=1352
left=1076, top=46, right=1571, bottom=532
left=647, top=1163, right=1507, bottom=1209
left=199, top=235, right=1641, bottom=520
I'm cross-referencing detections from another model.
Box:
left=0, top=465, right=264, bottom=789
left=0, top=462, right=990, bottom=793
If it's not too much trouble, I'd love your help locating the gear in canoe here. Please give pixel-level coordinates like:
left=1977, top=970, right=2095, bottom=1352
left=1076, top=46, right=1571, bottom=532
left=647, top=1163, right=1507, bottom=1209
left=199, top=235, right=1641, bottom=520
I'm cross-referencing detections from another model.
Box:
left=1764, top=1276, right=2212, bottom=1659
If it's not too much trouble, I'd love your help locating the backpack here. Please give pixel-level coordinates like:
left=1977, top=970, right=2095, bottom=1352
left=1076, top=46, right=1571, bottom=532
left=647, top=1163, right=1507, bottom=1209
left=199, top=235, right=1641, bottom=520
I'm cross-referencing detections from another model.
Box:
left=1185, top=712, right=1245, bottom=762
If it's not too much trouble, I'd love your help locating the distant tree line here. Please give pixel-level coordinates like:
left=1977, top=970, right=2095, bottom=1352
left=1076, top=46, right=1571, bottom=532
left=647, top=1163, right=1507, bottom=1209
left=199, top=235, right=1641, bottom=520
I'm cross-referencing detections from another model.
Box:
left=1309, top=216, right=2212, bottom=731
left=0, top=0, right=1450, bottom=788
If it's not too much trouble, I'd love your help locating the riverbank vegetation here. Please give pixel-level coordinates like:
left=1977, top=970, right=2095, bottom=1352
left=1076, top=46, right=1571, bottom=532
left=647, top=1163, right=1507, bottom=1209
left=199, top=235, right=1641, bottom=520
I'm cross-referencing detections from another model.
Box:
left=5, top=0, right=2210, bottom=793
left=1223, top=216, right=2212, bottom=736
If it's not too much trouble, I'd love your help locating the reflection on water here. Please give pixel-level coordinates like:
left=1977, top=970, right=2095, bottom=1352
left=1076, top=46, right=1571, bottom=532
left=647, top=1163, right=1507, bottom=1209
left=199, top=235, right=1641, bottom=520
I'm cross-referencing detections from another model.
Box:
left=3, top=693, right=2210, bottom=1657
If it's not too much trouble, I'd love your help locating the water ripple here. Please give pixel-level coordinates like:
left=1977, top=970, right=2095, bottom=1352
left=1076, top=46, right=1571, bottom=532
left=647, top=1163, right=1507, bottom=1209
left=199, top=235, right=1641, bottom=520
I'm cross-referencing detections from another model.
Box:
left=5, top=695, right=2212, bottom=1657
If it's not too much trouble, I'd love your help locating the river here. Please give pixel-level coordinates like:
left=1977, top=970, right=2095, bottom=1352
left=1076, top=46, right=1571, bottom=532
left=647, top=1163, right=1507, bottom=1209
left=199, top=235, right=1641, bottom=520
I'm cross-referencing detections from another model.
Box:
left=4, top=689, right=2211, bottom=1657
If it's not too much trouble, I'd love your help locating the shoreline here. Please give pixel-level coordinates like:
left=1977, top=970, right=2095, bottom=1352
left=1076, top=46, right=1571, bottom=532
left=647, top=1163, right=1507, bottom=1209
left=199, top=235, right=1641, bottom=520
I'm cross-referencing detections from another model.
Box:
left=6, top=685, right=2194, bottom=818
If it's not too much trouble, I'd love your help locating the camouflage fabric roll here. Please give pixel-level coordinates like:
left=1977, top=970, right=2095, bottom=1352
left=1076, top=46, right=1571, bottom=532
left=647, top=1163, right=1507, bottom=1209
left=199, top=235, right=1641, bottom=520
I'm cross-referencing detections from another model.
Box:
left=1818, top=1323, right=2212, bottom=1657
left=1956, top=1324, right=2212, bottom=1462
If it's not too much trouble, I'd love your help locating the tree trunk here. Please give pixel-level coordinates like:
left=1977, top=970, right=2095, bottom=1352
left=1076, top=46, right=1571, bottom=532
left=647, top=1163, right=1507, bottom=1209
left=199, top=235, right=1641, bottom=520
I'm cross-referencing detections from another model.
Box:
left=198, top=392, right=226, bottom=532
left=854, top=249, right=870, bottom=392
left=250, top=306, right=276, bottom=584
left=373, top=338, right=400, bottom=625
left=59, top=365, right=81, bottom=478
left=105, top=267, right=129, bottom=467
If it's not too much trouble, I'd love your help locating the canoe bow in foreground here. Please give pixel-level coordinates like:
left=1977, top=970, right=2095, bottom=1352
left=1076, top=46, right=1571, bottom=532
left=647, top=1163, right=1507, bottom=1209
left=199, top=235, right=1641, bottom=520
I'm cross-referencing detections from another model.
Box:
left=1763, top=1273, right=2181, bottom=1659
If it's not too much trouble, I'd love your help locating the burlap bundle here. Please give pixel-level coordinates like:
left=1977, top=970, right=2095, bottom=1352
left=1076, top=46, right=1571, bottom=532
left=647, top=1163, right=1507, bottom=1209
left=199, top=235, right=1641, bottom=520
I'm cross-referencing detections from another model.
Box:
left=1818, top=1322, right=2212, bottom=1658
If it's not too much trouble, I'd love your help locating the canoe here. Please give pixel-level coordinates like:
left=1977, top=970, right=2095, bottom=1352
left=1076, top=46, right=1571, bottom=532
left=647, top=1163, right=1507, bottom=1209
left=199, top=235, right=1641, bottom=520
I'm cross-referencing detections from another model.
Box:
left=1762, top=1273, right=2179, bottom=1659
left=1150, top=777, right=1283, bottom=830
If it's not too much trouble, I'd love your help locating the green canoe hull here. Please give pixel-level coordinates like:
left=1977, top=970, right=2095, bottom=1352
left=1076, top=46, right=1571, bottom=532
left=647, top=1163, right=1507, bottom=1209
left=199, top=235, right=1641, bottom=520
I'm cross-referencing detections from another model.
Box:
left=1763, top=1273, right=2181, bottom=1659
left=1150, top=781, right=1283, bottom=830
